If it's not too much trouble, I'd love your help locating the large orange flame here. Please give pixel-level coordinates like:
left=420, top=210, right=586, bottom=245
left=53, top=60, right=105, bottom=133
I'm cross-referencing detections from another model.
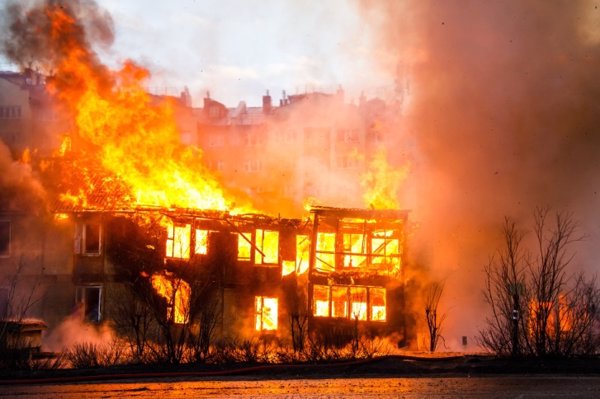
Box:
left=361, top=149, right=409, bottom=209
left=41, top=3, right=243, bottom=211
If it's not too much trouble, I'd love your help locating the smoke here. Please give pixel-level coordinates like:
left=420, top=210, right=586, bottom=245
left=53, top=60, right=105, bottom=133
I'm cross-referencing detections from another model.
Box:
left=1, top=0, right=115, bottom=107
left=358, top=0, right=600, bottom=347
left=0, top=142, right=46, bottom=213
left=1, top=0, right=114, bottom=69
left=43, top=309, right=115, bottom=352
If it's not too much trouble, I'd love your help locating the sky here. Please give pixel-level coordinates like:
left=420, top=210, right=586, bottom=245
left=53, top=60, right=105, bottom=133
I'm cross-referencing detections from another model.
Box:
left=0, top=0, right=394, bottom=107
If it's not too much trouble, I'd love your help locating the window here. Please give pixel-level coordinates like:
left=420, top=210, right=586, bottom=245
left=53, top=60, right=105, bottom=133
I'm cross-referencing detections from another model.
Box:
left=166, top=224, right=191, bottom=259
left=243, top=160, right=262, bottom=173
left=313, top=285, right=330, bottom=317
left=295, top=235, right=310, bottom=275
left=75, top=285, right=102, bottom=323
left=195, top=229, right=208, bottom=255
left=371, top=230, right=401, bottom=274
left=331, top=286, right=348, bottom=318
left=151, top=274, right=190, bottom=324
left=0, top=221, right=10, bottom=257
left=237, top=232, right=252, bottom=261
left=315, top=232, right=335, bottom=272
left=350, top=287, right=368, bottom=321
left=343, top=233, right=367, bottom=268
left=370, top=288, right=386, bottom=321
left=255, top=229, right=278, bottom=265
left=255, top=296, right=278, bottom=331
left=0, top=106, right=22, bottom=119
left=313, top=285, right=386, bottom=322
left=74, top=222, right=101, bottom=256
left=84, top=223, right=101, bottom=254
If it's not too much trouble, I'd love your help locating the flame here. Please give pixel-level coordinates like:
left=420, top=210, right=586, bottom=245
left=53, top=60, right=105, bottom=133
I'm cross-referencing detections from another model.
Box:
left=255, top=296, right=278, bottom=331
left=151, top=273, right=190, bottom=324
left=166, top=222, right=191, bottom=259
left=361, top=149, right=409, bottom=209
left=256, top=229, right=279, bottom=264
left=39, top=3, right=245, bottom=211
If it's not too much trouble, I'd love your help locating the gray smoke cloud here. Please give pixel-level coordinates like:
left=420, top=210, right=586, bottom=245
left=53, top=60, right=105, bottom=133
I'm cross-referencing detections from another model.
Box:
left=358, top=0, right=600, bottom=347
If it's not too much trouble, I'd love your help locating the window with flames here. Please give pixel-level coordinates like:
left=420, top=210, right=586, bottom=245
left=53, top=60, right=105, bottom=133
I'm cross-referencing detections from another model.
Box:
left=312, top=285, right=386, bottom=322
left=255, top=296, right=278, bottom=331
left=315, top=229, right=401, bottom=275
left=236, top=229, right=279, bottom=266
left=165, top=223, right=210, bottom=259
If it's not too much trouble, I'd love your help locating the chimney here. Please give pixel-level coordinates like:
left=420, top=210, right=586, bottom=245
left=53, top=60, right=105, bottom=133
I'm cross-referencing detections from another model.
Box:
left=262, top=90, right=272, bottom=114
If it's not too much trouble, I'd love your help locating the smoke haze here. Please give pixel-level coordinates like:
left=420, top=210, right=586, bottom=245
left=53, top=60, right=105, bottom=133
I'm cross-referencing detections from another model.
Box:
left=358, top=0, right=600, bottom=345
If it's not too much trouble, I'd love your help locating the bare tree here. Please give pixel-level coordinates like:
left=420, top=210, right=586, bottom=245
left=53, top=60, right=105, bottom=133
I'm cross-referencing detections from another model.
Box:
left=527, top=208, right=579, bottom=357
left=0, top=257, right=44, bottom=368
left=480, top=209, right=599, bottom=358
left=480, top=218, right=527, bottom=356
left=110, top=283, right=155, bottom=363
left=424, top=281, right=446, bottom=352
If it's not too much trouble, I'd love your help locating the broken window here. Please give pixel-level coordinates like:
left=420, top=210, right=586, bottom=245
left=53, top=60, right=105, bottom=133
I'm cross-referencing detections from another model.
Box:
left=313, top=284, right=330, bottom=317
left=0, top=221, right=10, bottom=257
left=255, top=229, right=279, bottom=265
left=371, top=230, right=401, bottom=274
left=74, top=222, right=101, bottom=256
left=195, top=229, right=208, bottom=255
left=75, top=285, right=102, bottom=323
left=237, top=232, right=252, bottom=261
left=151, top=274, right=190, bottom=324
left=166, top=223, right=191, bottom=259
left=295, top=235, right=310, bottom=274
left=282, top=234, right=310, bottom=276
left=370, top=287, right=387, bottom=321
left=313, top=285, right=386, bottom=322
left=331, top=286, right=349, bottom=318
left=342, top=233, right=367, bottom=268
left=255, top=296, right=278, bottom=331
left=350, top=287, right=368, bottom=321
left=315, top=232, right=335, bottom=272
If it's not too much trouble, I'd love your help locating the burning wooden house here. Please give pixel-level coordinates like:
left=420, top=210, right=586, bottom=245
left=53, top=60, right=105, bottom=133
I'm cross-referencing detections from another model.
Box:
left=62, top=203, right=409, bottom=344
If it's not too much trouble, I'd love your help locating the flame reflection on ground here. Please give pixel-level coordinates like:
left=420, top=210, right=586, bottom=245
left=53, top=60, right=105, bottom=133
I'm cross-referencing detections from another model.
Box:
left=2, top=377, right=600, bottom=398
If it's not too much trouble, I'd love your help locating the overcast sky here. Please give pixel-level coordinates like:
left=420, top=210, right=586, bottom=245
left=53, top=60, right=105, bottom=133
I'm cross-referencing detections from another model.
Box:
left=0, top=0, right=395, bottom=107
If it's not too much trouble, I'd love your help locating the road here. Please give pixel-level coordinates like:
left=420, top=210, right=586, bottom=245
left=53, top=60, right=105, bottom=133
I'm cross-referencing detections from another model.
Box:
left=2, top=376, right=600, bottom=398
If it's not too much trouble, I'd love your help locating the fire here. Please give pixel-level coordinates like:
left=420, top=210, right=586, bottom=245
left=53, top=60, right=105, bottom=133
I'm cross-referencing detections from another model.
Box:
left=255, top=229, right=279, bottom=264
left=361, top=149, right=409, bottom=209
left=165, top=222, right=191, bottom=259
left=255, top=296, right=278, bottom=331
left=38, top=2, right=246, bottom=212
left=151, top=273, right=191, bottom=324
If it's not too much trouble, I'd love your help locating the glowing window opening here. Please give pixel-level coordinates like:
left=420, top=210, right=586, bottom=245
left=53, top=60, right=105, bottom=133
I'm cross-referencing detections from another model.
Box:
left=255, top=296, right=278, bottom=331
left=370, top=287, right=387, bottom=322
left=350, top=287, right=368, bottom=321
left=316, top=232, right=336, bottom=272
left=313, top=284, right=330, bottom=317
left=342, top=233, right=367, bottom=268
left=237, top=232, right=252, bottom=261
left=151, top=274, right=191, bottom=324
left=256, top=229, right=279, bottom=265
left=166, top=224, right=191, bottom=259
left=314, top=285, right=386, bottom=322
left=331, top=286, right=348, bottom=318
left=195, top=229, right=208, bottom=255
left=296, top=235, right=310, bottom=275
